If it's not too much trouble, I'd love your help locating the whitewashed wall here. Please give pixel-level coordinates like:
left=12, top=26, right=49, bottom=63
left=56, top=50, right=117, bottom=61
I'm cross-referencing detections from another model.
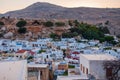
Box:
left=0, top=60, right=27, bottom=80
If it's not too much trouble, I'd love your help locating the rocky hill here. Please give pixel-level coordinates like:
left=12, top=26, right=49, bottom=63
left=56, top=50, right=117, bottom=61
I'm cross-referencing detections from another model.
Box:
left=1, top=2, right=120, bottom=35
left=2, top=2, right=66, bottom=19
left=2, top=2, right=120, bottom=21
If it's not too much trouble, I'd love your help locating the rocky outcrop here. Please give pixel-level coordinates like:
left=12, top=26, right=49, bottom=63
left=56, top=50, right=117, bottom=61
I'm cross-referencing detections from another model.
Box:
left=3, top=32, right=13, bottom=38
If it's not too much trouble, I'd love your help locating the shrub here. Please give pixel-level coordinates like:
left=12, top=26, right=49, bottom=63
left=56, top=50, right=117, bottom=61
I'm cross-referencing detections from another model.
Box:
left=16, top=20, right=27, bottom=27
left=32, top=20, right=40, bottom=25
left=99, top=27, right=110, bottom=34
left=0, top=21, right=4, bottom=26
left=105, top=20, right=109, bottom=25
left=27, top=56, right=33, bottom=60
left=68, top=65, right=75, bottom=68
left=74, top=20, right=79, bottom=26
left=62, top=32, right=78, bottom=38
left=39, top=50, right=46, bottom=53
left=18, top=27, right=27, bottom=34
left=104, top=47, right=111, bottom=50
left=99, top=38, right=105, bottom=43
left=62, top=70, right=68, bottom=76
left=43, top=21, right=54, bottom=27
left=55, top=22, right=65, bottom=26
left=50, top=33, right=59, bottom=39
left=104, top=36, right=114, bottom=42
left=68, top=20, right=73, bottom=26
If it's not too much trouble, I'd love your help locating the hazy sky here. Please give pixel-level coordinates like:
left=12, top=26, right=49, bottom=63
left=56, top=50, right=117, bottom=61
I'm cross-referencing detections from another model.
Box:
left=0, top=0, right=120, bottom=13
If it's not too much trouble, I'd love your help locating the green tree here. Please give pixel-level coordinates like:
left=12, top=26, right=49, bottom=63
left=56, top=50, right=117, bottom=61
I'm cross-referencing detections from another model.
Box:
left=18, top=27, right=27, bottom=34
left=78, top=22, right=90, bottom=33
left=62, top=32, right=78, bottom=38
left=83, top=30, right=100, bottom=40
left=64, top=22, right=106, bottom=40
left=72, top=32, right=78, bottom=36
left=69, top=27, right=83, bottom=34
left=82, top=25, right=104, bottom=40
left=0, top=21, right=4, bottom=26
left=62, top=33, right=70, bottom=38
left=104, top=36, right=114, bottom=42
left=68, top=20, right=73, bottom=26
left=74, top=20, right=79, bottom=26
left=50, top=33, right=59, bottom=39
left=111, top=41, right=118, bottom=46
left=55, top=22, right=65, bottom=26
left=105, top=20, right=109, bottom=25
left=99, top=38, right=105, bottom=43
left=16, top=20, right=27, bottom=27
left=39, top=50, right=46, bottom=53
left=27, top=56, right=33, bottom=60
left=44, top=21, right=54, bottom=27
left=99, top=27, right=110, bottom=34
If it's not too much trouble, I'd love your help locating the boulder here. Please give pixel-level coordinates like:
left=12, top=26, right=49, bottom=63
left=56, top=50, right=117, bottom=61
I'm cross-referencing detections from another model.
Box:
left=4, top=32, right=13, bottom=38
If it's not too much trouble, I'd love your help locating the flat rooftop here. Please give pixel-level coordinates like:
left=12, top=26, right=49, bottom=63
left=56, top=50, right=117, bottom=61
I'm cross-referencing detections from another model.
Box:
left=28, top=63, right=48, bottom=68
left=80, top=54, right=116, bottom=61
left=57, top=75, right=89, bottom=80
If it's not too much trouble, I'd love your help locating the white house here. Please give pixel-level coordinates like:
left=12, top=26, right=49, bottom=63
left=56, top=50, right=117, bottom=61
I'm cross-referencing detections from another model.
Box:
left=79, top=54, right=117, bottom=80
left=104, top=50, right=120, bottom=59
left=88, top=40, right=99, bottom=46
left=0, top=60, right=27, bottom=80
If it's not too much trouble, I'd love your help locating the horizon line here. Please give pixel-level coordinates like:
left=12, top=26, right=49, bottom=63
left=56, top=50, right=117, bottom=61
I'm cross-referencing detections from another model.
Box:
left=0, top=2, right=120, bottom=14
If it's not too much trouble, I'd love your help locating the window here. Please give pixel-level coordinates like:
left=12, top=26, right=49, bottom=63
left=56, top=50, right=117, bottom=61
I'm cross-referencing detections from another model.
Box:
left=86, top=68, right=88, bottom=74
left=83, top=66, right=85, bottom=73
left=40, top=71, right=42, bottom=76
left=20, top=56, right=22, bottom=58
left=81, top=64, right=82, bottom=71
left=106, top=68, right=112, bottom=77
left=47, top=55, right=48, bottom=58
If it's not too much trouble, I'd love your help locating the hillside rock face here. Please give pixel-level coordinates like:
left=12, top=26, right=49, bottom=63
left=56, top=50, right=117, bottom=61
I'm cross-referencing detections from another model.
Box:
left=1, top=2, right=120, bottom=35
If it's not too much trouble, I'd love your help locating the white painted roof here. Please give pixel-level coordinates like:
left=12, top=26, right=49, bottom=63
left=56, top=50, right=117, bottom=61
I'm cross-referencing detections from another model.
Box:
left=57, top=75, right=89, bottom=80
left=80, top=54, right=116, bottom=61
left=28, top=63, right=48, bottom=68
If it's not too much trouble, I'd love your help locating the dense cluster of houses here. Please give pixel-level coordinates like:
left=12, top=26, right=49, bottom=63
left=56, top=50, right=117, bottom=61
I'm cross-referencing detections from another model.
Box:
left=0, top=38, right=120, bottom=80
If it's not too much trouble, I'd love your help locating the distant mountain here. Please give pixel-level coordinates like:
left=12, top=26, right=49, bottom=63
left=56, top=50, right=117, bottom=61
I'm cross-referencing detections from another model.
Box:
left=3, top=2, right=66, bottom=19
left=2, top=2, right=120, bottom=20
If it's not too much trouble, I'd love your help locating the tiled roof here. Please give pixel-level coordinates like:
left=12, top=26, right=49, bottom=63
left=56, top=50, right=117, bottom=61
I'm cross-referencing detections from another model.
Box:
left=16, top=50, right=35, bottom=55
left=16, top=50, right=26, bottom=53
left=72, top=51, right=80, bottom=54
left=28, top=51, right=35, bottom=55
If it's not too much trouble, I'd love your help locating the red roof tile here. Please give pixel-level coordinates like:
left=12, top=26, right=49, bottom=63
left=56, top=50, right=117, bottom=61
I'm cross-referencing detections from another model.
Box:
left=29, top=51, right=35, bottom=55
left=16, top=50, right=27, bottom=53
left=72, top=51, right=80, bottom=54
